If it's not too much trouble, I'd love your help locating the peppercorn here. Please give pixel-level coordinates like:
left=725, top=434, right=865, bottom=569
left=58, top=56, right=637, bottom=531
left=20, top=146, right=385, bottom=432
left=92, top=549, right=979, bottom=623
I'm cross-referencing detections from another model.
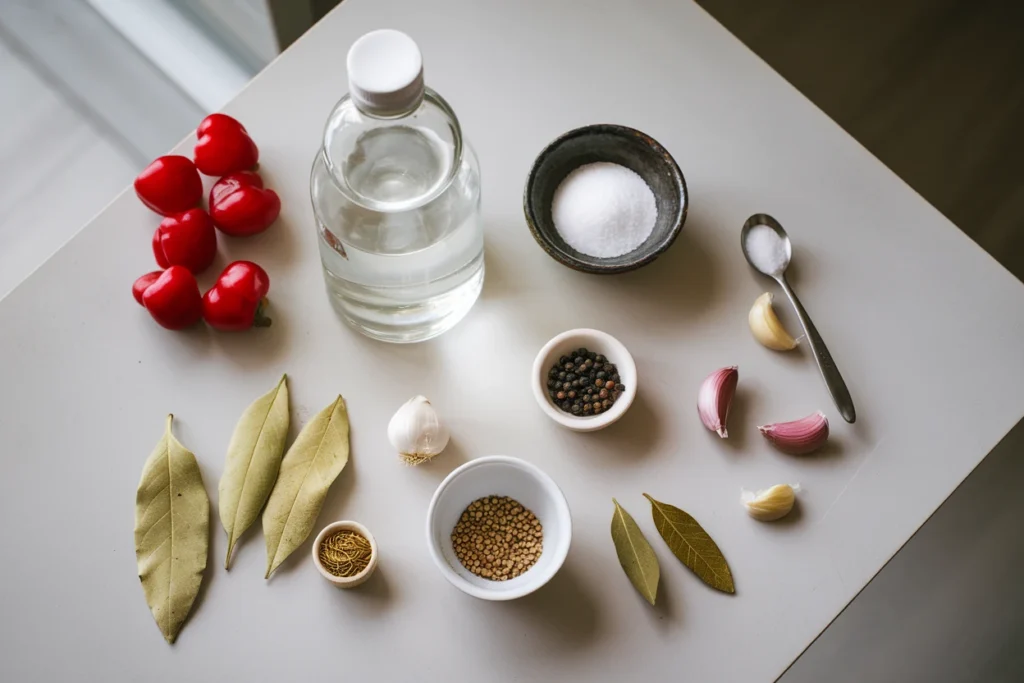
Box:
left=546, top=347, right=626, bottom=417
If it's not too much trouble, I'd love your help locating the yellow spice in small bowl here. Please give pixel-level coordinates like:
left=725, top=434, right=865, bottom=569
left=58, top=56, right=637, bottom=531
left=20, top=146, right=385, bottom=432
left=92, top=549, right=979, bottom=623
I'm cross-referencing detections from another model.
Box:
left=318, top=529, right=373, bottom=578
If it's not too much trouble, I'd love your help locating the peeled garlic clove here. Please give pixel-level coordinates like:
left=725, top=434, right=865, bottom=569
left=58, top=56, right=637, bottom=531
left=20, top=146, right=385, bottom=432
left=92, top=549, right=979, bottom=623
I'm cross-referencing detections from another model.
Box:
left=387, top=395, right=450, bottom=466
left=748, top=292, right=798, bottom=351
left=741, top=484, right=800, bottom=521
left=758, top=411, right=828, bottom=454
left=697, top=366, right=738, bottom=438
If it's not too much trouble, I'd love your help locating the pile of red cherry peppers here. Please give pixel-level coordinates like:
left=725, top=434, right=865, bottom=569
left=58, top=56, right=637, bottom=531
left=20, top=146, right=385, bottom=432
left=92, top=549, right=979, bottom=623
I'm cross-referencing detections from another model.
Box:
left=131, top=114, right=280, bottom=331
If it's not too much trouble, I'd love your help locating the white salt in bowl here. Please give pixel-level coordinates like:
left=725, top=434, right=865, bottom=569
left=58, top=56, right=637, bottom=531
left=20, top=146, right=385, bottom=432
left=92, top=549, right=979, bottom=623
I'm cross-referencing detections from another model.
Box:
left=532, top=328, right=638, bottom=431
left=524, top=123, right=687, bottom=274
left=425, top=455, right=572, bottom=601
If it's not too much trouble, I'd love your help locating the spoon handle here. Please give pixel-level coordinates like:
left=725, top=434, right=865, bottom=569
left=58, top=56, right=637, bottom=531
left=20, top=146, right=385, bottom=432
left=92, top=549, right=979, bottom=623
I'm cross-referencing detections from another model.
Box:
left=778, top=275, right=856, bottom=423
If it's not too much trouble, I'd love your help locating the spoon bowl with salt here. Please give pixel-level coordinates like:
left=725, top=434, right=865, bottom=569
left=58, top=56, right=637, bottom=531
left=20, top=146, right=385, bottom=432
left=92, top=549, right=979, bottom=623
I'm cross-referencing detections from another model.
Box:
left=741, top=214, right=856, bottom=423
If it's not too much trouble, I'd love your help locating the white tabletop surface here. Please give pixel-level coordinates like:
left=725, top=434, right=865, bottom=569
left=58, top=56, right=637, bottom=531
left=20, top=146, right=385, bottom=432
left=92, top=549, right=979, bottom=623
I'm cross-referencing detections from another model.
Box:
left=3, top=0, right=1024, bottom=680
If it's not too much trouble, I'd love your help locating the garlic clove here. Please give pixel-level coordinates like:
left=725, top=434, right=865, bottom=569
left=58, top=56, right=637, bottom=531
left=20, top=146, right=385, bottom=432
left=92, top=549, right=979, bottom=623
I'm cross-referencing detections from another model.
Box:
left=748, top=292, right=798, bottom=351
left=387, top=395, right=450, bottom=466
left=741, top=484, right=800, bottom=521
left=697, top=366, right=738, bottom=438
left=758, top=411, right=828, bottom=454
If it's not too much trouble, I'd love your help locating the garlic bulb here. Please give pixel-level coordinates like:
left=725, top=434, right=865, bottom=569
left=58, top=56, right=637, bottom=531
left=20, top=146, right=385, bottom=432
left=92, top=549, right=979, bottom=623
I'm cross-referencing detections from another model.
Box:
left=741, top=484, right=800, bottom=521
left=387, top=396, right=449, bottom=465
left=748, top=292, right=798, bottom=351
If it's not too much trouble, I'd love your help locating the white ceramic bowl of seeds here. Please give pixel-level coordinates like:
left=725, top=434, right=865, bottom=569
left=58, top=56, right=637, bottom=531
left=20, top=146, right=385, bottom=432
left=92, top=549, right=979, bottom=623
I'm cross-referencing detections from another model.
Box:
left=532, top=328, right=637, bottom=431
left=425, top=455, right=572, bottom=601
left=312, top=520, right=379, bottom=588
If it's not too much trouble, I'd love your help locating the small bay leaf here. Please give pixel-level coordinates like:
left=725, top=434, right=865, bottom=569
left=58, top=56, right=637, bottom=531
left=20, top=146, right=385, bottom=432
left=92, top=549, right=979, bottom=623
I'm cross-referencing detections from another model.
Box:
left=611, top=498, right=660, bottom=605
left=135, top=415, right=210, bottom=643
left=219, top=375, right=290, bottom=569
left=643, top=493, right=735, bottom=594
left=262, top=395, right=350, bottom=578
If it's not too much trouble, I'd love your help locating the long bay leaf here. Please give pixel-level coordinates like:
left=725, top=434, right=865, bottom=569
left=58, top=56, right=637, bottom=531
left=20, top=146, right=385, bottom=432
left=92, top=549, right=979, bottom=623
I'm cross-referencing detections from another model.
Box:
left=643, top=493, right=735, bottom=594
left=219, top=375, right=290, bottom=569
left=262, top=395, right=350, bottom=578
left=135, top=415, right=210, bottom=643
left=611, top=498, right=660, bottom=605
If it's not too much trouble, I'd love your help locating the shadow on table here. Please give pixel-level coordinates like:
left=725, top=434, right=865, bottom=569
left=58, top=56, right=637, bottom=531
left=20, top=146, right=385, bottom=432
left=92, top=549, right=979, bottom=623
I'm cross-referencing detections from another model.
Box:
left=606, top=214, right=724, bottom=323
left=501, top=562, right=604, bottom=653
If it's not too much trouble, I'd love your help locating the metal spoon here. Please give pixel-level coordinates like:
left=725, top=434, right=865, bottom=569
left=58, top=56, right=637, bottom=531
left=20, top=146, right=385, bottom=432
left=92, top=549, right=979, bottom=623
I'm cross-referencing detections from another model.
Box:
left=741, top=214, right=856, bottom=423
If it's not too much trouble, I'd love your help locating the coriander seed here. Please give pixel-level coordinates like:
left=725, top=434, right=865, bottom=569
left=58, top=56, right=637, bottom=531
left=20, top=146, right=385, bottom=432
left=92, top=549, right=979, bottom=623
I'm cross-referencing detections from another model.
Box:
left=451, top=495, right=543, bottom=581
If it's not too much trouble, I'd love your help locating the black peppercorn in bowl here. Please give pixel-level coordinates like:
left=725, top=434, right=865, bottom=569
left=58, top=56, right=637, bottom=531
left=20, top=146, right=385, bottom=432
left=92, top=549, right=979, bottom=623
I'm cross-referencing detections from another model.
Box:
left=524, top=124, right=687, bottom=274
left=531, top=329, right=637, bottom=432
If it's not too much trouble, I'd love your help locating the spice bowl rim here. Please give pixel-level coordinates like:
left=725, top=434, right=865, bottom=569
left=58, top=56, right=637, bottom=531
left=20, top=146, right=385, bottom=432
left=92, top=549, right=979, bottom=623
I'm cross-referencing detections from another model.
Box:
left=523, top=122, right=688, bottom=274
left=424, top=455, right=572, bottom=601
left=312, top=520, right=379, bottom=588
left=531, top=328, right=637, bottom=432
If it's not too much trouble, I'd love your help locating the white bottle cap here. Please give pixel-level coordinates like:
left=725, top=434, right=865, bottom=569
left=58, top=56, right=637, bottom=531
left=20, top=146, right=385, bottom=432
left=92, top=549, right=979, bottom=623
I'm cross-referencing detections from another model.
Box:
left=347, top=29, right=425, bottom=116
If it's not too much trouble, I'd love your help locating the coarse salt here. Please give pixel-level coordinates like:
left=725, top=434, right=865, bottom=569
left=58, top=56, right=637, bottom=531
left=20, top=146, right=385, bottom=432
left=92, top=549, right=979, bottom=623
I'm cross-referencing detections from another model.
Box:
left=744, top=224, right=789, bottom=274
left=551, top=162, right=657, bottom=258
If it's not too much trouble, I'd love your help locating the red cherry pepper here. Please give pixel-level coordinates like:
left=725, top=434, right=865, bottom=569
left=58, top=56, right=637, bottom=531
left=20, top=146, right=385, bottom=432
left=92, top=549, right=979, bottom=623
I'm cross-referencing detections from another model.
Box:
left=132, top=271, right=162, bottom=306
left=193, top=113, right=259, bottom=176
left=202, top=261, right=271, bottom=331
left=209, top=171, right=281, bottom=237
left=132, top=266, right=203, bottom=330
left=134, top=155, right=203, bottom=216
left=152, top=208, right=217, bottom=274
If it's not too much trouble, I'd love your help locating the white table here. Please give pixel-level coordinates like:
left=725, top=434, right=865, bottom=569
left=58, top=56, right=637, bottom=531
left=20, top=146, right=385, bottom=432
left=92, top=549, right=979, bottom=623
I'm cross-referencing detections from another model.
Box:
left=2, top=0, right=1023, bottom=680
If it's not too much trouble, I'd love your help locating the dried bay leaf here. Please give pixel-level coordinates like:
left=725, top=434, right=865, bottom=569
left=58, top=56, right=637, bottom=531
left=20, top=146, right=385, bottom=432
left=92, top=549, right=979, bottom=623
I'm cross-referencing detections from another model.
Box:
left=219, top=375, right=290, bottom=569
left=135, top=415, right=210, bottom=643
left=643, top=493, right=735, bottom=594
left=611, top=498, right=660, bottom=605
left=262, top=395, right=350, bottom=578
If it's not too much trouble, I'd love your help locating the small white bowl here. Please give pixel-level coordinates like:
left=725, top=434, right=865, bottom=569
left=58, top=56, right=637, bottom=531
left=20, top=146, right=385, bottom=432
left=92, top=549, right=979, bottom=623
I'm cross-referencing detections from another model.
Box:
left=312, top=520, right=379, bottom=588
left=425, top=455, right=571, bottom=601
left=531, top=328, right=637, bottom=431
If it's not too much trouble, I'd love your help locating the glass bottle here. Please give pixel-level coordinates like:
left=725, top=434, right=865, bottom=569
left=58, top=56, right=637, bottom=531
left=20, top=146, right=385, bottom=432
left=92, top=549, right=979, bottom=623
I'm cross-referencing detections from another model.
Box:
left=310, top=29, right=484, bottom=343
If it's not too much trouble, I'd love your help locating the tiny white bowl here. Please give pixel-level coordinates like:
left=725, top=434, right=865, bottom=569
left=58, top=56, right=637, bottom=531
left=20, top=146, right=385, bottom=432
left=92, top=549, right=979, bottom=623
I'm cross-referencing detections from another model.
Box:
left=312, top=520, right=379, bottom=588
left=531, top=328, right=637, bottom=432
left=425, top=455, right=572, bottom=601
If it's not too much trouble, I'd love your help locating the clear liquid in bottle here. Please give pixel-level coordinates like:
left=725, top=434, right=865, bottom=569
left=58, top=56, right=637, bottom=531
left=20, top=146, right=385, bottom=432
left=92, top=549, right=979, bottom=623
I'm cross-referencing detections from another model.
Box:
left=310, top=30, right=483, bottom=343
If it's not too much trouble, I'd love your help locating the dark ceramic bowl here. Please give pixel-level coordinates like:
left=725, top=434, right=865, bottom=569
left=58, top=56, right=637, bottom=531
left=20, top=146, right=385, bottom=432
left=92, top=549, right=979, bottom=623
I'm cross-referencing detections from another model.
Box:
left=523, top=124, right=687, bottom=274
